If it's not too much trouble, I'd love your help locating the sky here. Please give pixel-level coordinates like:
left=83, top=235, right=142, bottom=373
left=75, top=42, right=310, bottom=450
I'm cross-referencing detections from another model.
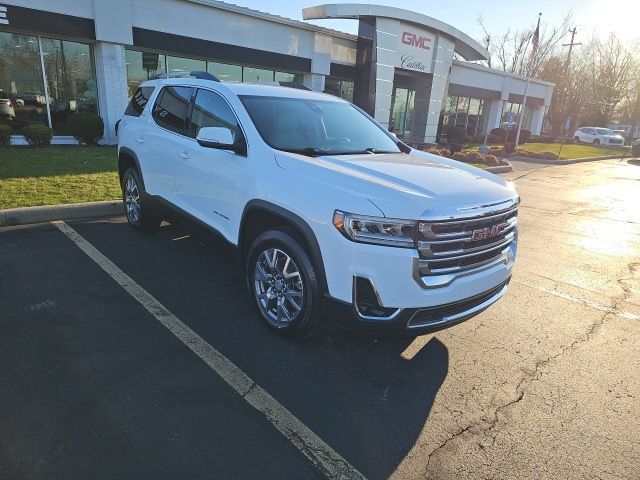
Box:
left=230, top=0, right=640, bottom=46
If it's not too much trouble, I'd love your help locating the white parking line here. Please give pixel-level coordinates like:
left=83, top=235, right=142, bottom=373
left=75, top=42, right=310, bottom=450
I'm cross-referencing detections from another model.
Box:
left=52, top=220, right=365, bottom=480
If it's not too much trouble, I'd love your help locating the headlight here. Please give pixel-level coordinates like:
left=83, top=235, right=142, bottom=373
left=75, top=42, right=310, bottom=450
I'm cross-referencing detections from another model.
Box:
left=332, top=210, right=416, bottom=248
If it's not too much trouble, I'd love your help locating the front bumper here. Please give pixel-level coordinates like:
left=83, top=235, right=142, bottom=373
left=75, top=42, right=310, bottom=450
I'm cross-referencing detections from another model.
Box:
left=323, top=277, right=511, bottom=334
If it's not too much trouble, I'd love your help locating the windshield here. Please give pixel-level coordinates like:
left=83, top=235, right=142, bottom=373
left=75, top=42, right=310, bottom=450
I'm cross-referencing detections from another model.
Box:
left=239, top=95, right=400, bottom=156
left=595, top=128, right=615, bottom=136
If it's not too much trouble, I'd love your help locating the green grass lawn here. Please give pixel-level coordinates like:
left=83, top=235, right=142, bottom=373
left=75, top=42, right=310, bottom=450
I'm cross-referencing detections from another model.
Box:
left=465, top=142, right=625, bottom=160
left=516, top=143, right=623, bottom=159
left=0, top=146, right=120, bottom=209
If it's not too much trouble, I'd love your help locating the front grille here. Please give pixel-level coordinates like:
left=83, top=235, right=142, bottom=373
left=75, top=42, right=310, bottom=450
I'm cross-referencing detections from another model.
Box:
left=608, top=139, right=623, bottom=145
left=417, top=204, right=517, bottom=277
left=407, top=280, right=508, bottom=328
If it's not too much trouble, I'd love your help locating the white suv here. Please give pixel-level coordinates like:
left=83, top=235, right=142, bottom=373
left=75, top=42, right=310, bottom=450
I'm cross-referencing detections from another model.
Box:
left=117, top=72, right=518, bottom=338
left=573, top=127, right=625, bottom=146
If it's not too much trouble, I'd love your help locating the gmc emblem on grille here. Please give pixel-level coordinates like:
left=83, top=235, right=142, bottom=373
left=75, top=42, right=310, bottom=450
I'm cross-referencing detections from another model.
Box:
left=471, top=222, right=509, bottom=241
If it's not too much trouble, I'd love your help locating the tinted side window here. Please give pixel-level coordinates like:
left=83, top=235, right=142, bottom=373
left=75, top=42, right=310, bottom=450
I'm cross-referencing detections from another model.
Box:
left=152, top=86, right=193, bottom=135
left=124, top=86, right=155, bottom=117
left=190, top=89, right=240, bottom=140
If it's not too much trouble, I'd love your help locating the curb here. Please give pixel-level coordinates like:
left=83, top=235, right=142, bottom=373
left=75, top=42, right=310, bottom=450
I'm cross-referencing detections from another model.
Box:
left=0, top=201, right=122, bottom=227
left=508, top=154, right=628, bottom=165
left=485, top=162, right=513, bottom=174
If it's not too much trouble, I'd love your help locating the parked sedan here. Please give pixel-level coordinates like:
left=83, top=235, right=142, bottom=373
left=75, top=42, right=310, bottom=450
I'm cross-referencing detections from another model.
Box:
left=573, top=127, right=625, bottom=146
left=0, top=89, right=16, bottom=120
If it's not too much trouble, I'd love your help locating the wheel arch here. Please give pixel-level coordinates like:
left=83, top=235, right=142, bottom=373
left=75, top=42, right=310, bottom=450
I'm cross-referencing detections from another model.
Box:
left=118, top=147, right=144, bottom=188
left=239, top=200, right=329, bottom=296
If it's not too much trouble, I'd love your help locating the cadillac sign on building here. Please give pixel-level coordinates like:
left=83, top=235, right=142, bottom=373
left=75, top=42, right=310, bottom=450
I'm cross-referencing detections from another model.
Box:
left=396, top=26, right=435, bottom=73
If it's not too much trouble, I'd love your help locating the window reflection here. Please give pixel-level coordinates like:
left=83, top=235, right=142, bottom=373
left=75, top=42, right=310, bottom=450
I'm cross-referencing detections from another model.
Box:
left=0, top=32, right=47, bottom=132
left=208, top=62, right=242, bottom=82
left=41, top=38, right=97, bottom=135
left=126, top=50, right=166, bottom=97
left=243, top=67, right=274, bottom=84
left=166, top=55, right=206, bottom=74
left=324, top=78, right=354, bottom=102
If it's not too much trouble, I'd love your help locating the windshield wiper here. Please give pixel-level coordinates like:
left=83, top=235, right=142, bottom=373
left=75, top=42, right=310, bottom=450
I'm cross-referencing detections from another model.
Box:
left=364, top=147, right=398, bottom=154
left=280, top=147, right=331, bottom=157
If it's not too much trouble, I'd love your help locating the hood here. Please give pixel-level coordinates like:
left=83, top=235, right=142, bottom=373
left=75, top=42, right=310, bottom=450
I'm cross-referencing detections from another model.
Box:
left=275, top=150, right=517, bottom=219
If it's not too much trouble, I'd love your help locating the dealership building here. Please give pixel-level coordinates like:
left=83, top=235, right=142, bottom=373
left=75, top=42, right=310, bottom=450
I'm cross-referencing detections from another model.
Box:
left=0, top=0, right=555, bottom=145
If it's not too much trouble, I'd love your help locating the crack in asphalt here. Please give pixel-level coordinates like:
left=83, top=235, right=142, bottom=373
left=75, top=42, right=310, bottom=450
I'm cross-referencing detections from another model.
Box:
left=508, top=164, right=553, bottom=182
left=423, top=260, right=639, bottom=477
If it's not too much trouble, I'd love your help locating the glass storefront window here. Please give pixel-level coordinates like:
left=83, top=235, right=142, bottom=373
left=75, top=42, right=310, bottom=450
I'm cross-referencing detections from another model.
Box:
left=274, top=71, right=304, bottom=83
left=501, top=102, right=520, bottom=130
left=0, top=32, right=48, bottom=132
left=323, top=78, right=354, bottom=102
left=389, top=87, right=415, bottom=139
left=207, top=62, right=242, bottom=82
left=243, top=67, right=274, bottom=84
left=166, top=55, right=206, bottom=74
left=441, top=95, right=488, bottom=138
left=126, top=50, right=166, bottom=97
left=41, top=38, right=97, bottom=135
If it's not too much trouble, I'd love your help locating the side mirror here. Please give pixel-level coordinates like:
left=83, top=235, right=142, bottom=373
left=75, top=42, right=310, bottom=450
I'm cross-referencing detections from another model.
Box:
left=196, top=126, right=238, bottom=151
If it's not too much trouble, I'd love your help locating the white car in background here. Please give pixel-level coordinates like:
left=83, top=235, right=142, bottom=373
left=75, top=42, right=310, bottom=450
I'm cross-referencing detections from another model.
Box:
left=573, top=127, right=625, bottom=146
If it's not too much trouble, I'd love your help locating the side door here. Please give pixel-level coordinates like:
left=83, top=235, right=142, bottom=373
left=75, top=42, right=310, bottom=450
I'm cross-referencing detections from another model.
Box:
left=583, top=128, right=597, bottom=143
left=141, top=85, right=194, bottom=203
left=175, top=88, right=246, bottom=241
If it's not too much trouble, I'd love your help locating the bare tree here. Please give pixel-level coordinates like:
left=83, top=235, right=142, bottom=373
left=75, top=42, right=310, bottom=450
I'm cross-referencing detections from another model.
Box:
left=576, top=34, right=637, bottom=126
left=477, top=12, right=573, bottom=77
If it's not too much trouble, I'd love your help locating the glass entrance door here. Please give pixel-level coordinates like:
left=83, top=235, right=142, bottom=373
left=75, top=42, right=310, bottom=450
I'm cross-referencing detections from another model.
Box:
left=389, top=87, right=415, bottom=138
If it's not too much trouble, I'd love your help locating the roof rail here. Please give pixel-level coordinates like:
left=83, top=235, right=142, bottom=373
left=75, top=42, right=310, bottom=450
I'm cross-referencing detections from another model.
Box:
left=150, top=71, right=220, bottom=81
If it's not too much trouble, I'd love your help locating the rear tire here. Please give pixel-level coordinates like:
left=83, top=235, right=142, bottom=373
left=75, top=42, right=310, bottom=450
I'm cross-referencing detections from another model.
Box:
left=573, top=136, right=580, bottom=144
left=121, top=167, right=161, bottom=232
left=246, top=229, right=322, bottom=339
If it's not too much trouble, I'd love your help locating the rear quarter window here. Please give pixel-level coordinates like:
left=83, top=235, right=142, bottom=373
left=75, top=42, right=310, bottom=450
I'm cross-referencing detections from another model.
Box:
left=152, top=86, right=193, bottom=135
left=124, top=87, right=155, bottom=117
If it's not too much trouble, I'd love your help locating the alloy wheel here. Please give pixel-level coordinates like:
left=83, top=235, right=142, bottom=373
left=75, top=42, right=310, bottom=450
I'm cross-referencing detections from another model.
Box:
left=254, top=248, right=304, bottom=326
left=124, top=176, right=141, bottom=224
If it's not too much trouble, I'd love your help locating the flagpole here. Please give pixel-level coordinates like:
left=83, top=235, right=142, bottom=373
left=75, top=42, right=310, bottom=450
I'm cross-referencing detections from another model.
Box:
left=514, top=12, right=542, bottom=148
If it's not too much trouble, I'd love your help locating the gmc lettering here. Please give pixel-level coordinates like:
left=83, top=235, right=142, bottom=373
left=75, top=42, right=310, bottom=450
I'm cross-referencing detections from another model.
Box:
left=402, top=31, right=432, bottom=50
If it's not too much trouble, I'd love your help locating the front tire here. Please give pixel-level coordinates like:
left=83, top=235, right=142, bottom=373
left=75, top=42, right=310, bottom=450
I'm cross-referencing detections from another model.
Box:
left=593, top=139, right=601, bottom=145
left=246, top=229, right=322, bottom=339
left=122, top=167, right=161, bottom=232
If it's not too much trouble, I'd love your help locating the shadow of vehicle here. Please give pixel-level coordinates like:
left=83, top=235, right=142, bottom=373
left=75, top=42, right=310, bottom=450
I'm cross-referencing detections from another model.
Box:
left=72, top=218, right=451, bottom=479
left=628, top=159, right=640, bottom=166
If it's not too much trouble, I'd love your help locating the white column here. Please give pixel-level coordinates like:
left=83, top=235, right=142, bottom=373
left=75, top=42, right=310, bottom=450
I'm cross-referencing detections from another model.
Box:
left=486, top=99, right=503, bottom=133
left=423, top=35, right=455, bottom=143
left=302, top=73, right=325, bottom=92
left=304, top=33, right=331, bottom=92
left=530, top=106, right=545, bottom=135
left=372, top=18, right=397, bottom=128
left=93, top=42, right=128, bottom=145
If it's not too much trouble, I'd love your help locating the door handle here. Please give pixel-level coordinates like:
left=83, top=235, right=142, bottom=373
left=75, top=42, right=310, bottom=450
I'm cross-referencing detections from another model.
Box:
left=136, top=136, right=145, bottom=144
left=178, top=152, right=190, bottom=160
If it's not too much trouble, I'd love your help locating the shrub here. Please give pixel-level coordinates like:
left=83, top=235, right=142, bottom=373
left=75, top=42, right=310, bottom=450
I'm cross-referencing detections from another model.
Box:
left=447, top=126, right=467, bottom=144
left=420, top=146, right=503, bottom=166
left=23, top=124, right=52, bottom=147
left=0, top=124, right=11, bottom=147
left=67, top=112, right=104, bottom=145
left=490, top=128, right=508, bottom=142
left=517, top=129, right=531, bottom=144
left=486, top=134, right=501, bottom=144
left=540, top=135, right=556, bottom=143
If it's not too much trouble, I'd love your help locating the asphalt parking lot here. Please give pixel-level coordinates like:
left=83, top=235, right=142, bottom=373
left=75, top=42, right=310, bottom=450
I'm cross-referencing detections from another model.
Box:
left=1, top=158, right=639, bottom=479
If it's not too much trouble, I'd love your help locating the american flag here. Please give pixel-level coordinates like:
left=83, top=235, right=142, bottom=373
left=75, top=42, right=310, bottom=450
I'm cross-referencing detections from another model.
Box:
left=528, top=15, right=541, bottom=69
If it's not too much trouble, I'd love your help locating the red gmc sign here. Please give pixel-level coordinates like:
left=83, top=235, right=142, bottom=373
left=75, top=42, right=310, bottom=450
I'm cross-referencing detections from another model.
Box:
left=401, top=31, right=432, bottom=50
